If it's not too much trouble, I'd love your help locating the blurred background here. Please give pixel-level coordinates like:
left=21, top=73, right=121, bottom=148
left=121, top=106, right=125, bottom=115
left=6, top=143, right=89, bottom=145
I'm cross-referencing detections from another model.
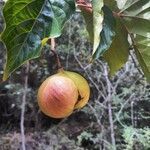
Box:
left=0, top=1, right=150, bottom=150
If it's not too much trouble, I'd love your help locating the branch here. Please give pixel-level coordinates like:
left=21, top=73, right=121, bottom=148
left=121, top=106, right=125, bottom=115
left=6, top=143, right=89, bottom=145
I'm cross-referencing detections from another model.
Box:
left=20, top=61, right=30, bottom=150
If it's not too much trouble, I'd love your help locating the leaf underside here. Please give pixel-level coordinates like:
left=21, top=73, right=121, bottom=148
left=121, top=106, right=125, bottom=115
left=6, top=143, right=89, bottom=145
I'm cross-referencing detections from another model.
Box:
left=99, top=0, right=150, bottom=79
left=104, top=19, right=129, bottom=76
left=135, top=35, right=150, bottom=81
left=121, top=0, right=150, bottom=81
left=93, top=5, right=116, bottom=59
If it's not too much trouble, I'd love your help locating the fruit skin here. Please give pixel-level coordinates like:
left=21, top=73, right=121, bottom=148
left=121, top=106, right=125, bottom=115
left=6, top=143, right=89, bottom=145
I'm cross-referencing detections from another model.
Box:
left=58, top=70, right=90, bottom=109
left=38, top=70, right=90, bottom=118
left=38, top=74, right=78, bottom=118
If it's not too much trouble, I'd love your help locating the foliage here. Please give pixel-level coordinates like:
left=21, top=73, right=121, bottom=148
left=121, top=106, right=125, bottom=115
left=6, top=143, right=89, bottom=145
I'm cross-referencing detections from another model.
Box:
left=0, top=1, right=150, bottom=150
left=118, top=0, right=150, bottom=81
left=77, top=131, right=93, bottom=146
left=123, top=127, right=150, bottom=150
left=0, top=0, right=149, bottom=82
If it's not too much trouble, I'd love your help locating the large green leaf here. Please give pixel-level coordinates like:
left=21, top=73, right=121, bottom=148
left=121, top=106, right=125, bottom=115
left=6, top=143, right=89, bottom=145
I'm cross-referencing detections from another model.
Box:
left=103, top=19, right=129, bottom=76
left=93, top=6, right=116, bottom=59
left=120, top=0, right=150, bottom=81
left=92, top=0, right=104, bottom=54
left=1, top=0, right=75, bottom=80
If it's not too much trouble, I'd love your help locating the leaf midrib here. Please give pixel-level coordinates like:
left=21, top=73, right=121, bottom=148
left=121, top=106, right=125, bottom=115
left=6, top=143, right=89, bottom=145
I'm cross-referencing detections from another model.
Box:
left=122, top=14, right=150, bottom=20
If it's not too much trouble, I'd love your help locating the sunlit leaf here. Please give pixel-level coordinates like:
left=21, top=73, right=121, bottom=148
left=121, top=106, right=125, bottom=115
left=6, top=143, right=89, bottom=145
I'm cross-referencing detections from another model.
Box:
left=120, top=0, right=150, bottom=81
left=92, top=0, right=104, bottom=54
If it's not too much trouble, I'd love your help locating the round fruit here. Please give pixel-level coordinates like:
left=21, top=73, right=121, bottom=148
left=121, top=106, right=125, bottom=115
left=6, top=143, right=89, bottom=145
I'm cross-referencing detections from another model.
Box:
left=38, top=70, right=90, bottom=118
left=38, top=74, right=78, bottom=118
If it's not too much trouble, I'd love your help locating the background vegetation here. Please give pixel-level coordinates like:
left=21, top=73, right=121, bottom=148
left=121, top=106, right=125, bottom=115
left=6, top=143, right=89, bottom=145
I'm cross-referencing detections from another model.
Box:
left=0, top=1, right=150, bottom=150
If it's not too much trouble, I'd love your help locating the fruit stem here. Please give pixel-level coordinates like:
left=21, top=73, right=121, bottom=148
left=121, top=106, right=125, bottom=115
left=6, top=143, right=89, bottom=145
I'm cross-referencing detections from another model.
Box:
left=48, top=38, right=63, bottom=71
left=51, top=49, right=62, bottom=69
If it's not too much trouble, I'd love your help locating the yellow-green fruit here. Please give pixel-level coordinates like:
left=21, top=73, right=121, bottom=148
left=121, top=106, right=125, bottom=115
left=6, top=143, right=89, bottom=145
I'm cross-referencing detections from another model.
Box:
left=58, top=70, right=90, bottom=109
left=38, top=70, right=90, bottom=118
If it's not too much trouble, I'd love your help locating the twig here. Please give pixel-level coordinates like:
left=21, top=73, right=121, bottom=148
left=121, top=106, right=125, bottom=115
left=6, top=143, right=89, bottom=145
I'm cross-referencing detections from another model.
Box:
left=114, top=93, right=135, bottom=127
left=20, top=61, right=29, bottom=150
left=104, top=65, right=116, bottom=150
left=87, top=103, right=102, bottom=126
left=131, top=101, right=134, bottom=127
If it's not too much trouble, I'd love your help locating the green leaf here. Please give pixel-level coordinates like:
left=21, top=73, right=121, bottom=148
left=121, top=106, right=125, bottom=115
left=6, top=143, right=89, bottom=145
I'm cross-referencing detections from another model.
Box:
left=93, top=6, right=116, bottom=59
left=103, top=19, right=129, bottom=76
left=92, top=0, right=104, bottom=54
left=1, top=0, right=75, bottom=80
left=120, top=0, right=150, bottom=81
left=134, top=35, right=150, bottom=81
